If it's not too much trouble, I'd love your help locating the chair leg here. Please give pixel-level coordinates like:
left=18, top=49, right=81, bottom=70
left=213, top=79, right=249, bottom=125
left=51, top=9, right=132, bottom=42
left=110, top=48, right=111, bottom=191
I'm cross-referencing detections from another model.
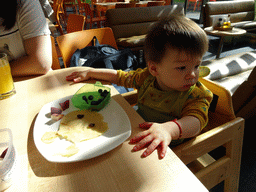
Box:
left=224, top=119, right=244, bottom=191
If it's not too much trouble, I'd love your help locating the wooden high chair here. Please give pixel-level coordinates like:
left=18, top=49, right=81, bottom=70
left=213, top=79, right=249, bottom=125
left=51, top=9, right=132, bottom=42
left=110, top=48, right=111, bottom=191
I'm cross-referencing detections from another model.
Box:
left=56, top=27, right=118, bottom=68
left=121, top=77, right=245, bottom=191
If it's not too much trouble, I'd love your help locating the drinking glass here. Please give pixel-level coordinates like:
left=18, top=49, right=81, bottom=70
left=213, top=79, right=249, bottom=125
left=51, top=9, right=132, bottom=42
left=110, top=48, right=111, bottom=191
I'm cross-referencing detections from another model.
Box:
left=0, top=53, right=16, bottom=100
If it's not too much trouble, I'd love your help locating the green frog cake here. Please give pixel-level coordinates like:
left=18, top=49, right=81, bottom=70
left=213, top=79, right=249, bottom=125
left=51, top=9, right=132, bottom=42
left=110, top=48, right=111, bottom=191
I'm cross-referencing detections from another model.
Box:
left=71, top=81, right=111, bottom=111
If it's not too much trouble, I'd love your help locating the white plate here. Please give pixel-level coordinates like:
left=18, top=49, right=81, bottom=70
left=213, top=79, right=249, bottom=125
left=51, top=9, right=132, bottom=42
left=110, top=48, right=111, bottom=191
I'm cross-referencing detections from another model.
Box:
left=33, top=96, right=131, bottom=163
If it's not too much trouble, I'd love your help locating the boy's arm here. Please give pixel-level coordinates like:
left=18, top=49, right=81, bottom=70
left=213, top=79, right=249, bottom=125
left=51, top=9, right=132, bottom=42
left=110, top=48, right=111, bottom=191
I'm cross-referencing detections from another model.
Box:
left=181, top=83, right=213, bottom=130
left=88, top=68, right=118, bottom=84
left=66, top=68, right=119, bottom=84
left=130, top=116, right=200, bottom=159
left=167, top=116, right=201, bottom=140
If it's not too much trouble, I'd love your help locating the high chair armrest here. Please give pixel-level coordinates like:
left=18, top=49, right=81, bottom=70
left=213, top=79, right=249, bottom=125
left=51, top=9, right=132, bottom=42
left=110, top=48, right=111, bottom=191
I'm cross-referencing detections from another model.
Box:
left=172, top=117, right=244, bottom=165
left=172, top=117, right=244, bottom=191
left=121, top=89, right=138, bottom=106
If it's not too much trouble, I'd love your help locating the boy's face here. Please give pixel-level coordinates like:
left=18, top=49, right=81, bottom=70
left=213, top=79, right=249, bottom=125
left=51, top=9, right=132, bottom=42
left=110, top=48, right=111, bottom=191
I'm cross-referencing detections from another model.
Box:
left=148, top=48, right=202, bottom=92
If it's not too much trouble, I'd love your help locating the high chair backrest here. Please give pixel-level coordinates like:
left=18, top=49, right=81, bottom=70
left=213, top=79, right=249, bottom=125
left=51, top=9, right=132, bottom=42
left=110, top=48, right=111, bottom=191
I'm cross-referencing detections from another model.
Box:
left=66, top=14, right=86, bottom=33
left=199, top=78, right=236, bottom=132
left=199, top=78, right=235, bottom=118
left=56, top=27, right=118, bottom=68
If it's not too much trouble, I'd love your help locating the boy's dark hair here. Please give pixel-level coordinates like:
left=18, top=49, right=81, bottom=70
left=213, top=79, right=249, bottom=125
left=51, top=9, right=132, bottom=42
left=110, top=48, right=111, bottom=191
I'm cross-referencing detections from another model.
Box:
left=0, top=0, right=18, bottom=30
left=144, top=15, right=208, bottom=63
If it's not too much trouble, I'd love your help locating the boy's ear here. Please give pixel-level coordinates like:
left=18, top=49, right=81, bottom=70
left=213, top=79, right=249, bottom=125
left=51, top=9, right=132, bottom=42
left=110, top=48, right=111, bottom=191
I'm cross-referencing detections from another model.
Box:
left=148, top=61, right=158, bottom=76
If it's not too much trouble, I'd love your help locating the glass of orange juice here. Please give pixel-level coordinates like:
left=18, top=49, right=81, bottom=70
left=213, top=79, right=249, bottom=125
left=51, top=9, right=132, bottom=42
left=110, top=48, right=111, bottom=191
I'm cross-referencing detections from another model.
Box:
left=0, top=53, right=16, bottom=100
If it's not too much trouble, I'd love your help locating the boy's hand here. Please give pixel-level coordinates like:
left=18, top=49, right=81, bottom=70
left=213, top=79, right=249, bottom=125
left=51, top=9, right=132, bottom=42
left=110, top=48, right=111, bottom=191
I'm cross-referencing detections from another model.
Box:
left=129, top=122, right=173, bottom=159
left=66, top=70, right=93, bottom=83
left=66, top=68, right=118, bottom=84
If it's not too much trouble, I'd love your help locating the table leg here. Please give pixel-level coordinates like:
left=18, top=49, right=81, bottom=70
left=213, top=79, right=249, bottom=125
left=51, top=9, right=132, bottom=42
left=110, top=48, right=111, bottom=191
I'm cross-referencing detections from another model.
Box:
left=216, top=36, right=224, bottom=59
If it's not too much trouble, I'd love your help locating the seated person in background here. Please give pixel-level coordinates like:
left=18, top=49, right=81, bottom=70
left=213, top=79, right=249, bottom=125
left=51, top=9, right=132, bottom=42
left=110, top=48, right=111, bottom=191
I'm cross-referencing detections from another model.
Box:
left=0, top=0, right=52, bottom=77
left=66, top=15, right=213, bottom=159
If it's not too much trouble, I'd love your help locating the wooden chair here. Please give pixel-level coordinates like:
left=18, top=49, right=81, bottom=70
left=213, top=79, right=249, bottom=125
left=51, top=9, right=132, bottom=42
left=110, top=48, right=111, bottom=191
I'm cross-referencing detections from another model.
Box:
left=77, top=1, right=106, bottom=29
left=51, top=36, right=61, bottom=70
left=63, top=0, right=78, bottom=17
left=147, top=1, right=165, bottom=7
left=56, top=27, right=118, bottom=68
left=52, top=0, right=66, bottom=35
left=115, top=3, right=136, bottom=8
left=66, top=14, right=86, bottom=33
left=77, top=0, right=85, bottom=14
left=121, top=77, right=245, bottom=191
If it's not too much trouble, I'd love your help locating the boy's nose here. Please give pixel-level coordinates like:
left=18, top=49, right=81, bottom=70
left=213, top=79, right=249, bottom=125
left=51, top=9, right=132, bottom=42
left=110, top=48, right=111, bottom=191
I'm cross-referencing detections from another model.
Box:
left=185, top=71, right=196, bottom=80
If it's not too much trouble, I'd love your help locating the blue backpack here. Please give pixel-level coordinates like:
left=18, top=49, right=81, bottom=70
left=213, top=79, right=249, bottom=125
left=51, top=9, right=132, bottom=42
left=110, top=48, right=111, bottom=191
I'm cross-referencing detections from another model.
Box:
left=70, top=36, right=138, bottom=71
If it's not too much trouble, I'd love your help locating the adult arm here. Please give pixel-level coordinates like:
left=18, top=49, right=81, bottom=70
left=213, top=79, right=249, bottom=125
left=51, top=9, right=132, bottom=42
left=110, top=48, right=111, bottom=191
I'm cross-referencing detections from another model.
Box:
left=10, top=35, right=52, bottom=77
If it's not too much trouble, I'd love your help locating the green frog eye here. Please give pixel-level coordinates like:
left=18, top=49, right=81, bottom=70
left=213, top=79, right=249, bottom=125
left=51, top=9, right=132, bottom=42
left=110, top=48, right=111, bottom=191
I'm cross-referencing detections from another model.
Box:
left=88, top=95, right=93, bottom=100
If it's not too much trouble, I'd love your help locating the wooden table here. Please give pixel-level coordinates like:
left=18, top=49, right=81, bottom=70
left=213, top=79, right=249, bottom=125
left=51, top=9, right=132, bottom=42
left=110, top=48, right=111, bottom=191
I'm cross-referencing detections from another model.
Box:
left=2, top=67, right=208, bottom=192
left=204, top=26, right=247, bottom=58
left=95, top=1, right=152, bottom=10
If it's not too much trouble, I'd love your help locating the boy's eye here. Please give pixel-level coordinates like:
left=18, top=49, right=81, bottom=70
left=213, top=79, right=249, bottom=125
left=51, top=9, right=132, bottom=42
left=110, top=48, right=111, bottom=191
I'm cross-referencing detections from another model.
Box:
left=176, top=66, right=186, bottom=70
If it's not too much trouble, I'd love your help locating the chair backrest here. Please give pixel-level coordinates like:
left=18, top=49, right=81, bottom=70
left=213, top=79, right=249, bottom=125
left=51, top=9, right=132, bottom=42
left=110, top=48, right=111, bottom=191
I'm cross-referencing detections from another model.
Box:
left=199, top=77, right=236, bottom=131
left=51, top=36, right=61, bottom=70
left=147, top=1, right=165, bottom=7
left=66, top=14, right=86, bottom=33
left=56, top=27, right=118, bottom=68
left=115, top=3, right=136, bottom=8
